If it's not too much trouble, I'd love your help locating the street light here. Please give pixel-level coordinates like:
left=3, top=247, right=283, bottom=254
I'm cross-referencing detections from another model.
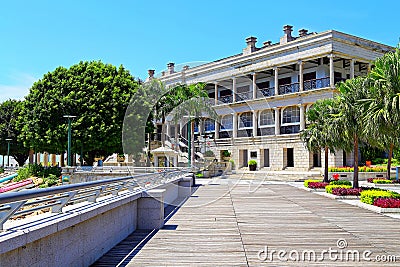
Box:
left=63, top=115, right=77, bottom=166
left=5, top=138, right=12, bottom=167
left=183, top=115, right=196, bottom=168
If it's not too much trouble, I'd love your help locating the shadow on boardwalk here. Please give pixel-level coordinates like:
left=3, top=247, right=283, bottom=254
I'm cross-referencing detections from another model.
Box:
left=91, top=186, right=201, bottom=267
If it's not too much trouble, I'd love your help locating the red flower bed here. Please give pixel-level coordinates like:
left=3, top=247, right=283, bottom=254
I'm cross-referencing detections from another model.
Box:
left=332, top=187, right=362, bottom=196
left=308, top=182, right=329, bottom=189
left=373, top=198, right=400, bottom=208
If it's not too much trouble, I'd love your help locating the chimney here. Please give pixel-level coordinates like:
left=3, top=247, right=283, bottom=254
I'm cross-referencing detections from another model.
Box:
left=145, top=69, right=155, bottom=82
left=280, top=25, right=294, bottom=44
left=161, top=71, right=166, bottom=77
left=299, top=29, right=308, bottom=37
left=182, top=65, right=190, bottom=71
left=243, top=36, right=257, bottom=55
left=148, top=69, right=155, bottom=78
left=167, top=62, right=175, bottom=74
left=263, top=40, right=272, bottom=47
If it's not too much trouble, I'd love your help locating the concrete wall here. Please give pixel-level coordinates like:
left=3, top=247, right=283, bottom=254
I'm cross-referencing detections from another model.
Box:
left=0, top=175, right=193, bottom=267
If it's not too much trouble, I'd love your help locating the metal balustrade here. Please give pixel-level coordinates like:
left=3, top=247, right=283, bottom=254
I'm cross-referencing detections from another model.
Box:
left=0, top=169, right=190, bottom=230
left=278, top=82, right=300, bottom=94
left=219, top=95, right=233, bottom=104
left=303, top=77, right=330, bottom=91
left=236, top=91, right=252, bottom=101
left=257, top=87, right=275, bottom=98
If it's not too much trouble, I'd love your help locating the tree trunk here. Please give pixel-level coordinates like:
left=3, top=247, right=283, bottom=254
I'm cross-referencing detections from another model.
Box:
left=353, top=134, right=359, bottom=188
left=387, top=143, right=394, bottom=180
left=324, top=146, right=329, bottom=183
left=84, top=151, right=96, bottom=167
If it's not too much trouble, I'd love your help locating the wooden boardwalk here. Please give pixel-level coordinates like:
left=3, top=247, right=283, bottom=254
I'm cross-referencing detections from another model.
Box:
left=93, top=179, right=400, bottom=266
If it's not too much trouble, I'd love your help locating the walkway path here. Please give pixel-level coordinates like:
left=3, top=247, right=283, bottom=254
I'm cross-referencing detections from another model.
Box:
left=93, top=179, right=400, bottom=266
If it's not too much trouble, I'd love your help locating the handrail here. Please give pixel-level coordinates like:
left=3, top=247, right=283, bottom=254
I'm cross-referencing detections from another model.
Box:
left=0, top=169, right=191, bottom=230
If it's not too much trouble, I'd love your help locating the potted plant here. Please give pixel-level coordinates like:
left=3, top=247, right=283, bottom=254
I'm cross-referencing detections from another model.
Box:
left=221, top=150, right=231, bottom=161
left=117, top=153, right=125, bottom=162
left=248, top=160, right=257, bottom=171
left=204, top=150, right=215, bottom=160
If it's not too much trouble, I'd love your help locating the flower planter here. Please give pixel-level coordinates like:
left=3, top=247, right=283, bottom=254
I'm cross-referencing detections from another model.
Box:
left=249, top=165, right=257, bottom=171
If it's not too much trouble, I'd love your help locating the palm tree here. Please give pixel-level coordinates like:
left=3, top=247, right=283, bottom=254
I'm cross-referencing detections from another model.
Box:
left=301, top=98, right=339, bottom=183
left=360, top=48, right=400, bottom=179
left=334, top=77, right=369, bottom=188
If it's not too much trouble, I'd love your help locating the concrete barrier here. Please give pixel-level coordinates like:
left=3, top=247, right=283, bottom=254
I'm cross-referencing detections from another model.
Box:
left=0, top=175, right=193, bottom=267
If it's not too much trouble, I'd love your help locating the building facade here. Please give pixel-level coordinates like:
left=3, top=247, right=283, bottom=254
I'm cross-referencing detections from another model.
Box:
left=151, top=25, right=393, bottom=171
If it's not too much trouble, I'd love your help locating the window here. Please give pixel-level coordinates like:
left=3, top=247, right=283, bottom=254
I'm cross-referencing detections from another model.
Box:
left=221, top=115, right=233, bottom=130
left=259, top=110, right=274, bottom=127
left=282, top=106, right=300, bottom=124
left=204, top=119, right=215, bottom=132
left=239, top=112, right=253, bottom=129
left=193, top=121, right=199, bottom=133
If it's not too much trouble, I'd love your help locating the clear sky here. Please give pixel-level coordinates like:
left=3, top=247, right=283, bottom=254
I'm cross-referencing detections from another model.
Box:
left=0, top=0, right=399, bottom=102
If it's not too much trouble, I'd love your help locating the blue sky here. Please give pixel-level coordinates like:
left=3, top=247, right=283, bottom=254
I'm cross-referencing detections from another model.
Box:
left=0, top=0, right=399, bottom=102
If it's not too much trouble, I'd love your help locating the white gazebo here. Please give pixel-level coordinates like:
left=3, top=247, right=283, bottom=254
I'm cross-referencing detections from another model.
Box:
left=151, top=146, right=179, bottom=167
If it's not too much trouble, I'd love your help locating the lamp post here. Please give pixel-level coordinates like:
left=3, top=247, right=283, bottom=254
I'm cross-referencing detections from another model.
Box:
left=183, top=116, right=196, bottom=168
left=63, top=115, right=77, bottom=166
left=5, top=138, right=12, bottom=167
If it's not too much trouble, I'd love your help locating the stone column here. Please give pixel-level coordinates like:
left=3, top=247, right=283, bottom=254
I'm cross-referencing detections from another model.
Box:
left=154, top=155, right=159, bottom=167
left=274, top=108, right=280, bottom=135
left=43, top=152, right=49, bottom=166
left=252, top=110, right=258, bottom=137
left=137, top=189, right=166, bottom=230
left=214, top=82, right=218, bottom=105
left=214, top=120, right=219, bottom=139
left=299, top=104, right=305, bottom=131
left=232, top=77, right=237, bottom=102
left=165, top=122, right=170, bottom=141
left=298, top=60, right=304, bottom=92
left=350, top=59, right=355, bottom=79
left=174, top=123, right=179, bottom=151
left=51, top=154, right=57, bottom=166
left=329, top=54, right=335, bottom=88
left=233, top=113, right=238, bottom=138
left=274, top=67, right=279, bottom=95
left=252, top=72, right=257, bottom=99
left=36, top=153, right=41, bottom=165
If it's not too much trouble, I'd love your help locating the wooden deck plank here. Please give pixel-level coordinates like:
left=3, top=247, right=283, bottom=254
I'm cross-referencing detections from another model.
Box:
left=93, top=180, right=400, bottom=266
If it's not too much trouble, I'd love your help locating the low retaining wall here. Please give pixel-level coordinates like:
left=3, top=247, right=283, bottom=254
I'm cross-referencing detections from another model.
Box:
left=328, top=172, right=390, bottom=181
left=0, top=174, right=194, bottom=267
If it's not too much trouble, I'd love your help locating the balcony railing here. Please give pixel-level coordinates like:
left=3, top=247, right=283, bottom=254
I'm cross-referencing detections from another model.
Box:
left=220, top=95, right=233, bottom=104
left=279, top=82, right=300, bottom=95
left=236, top=91, right=252, bottom=101
left=303, top=77, right=330, bottom=91
left=215, top=76, right=342, bottom=104
left=257, top=87, right=275, bottom=98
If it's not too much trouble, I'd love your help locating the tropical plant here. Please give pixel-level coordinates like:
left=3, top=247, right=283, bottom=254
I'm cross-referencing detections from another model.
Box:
left=360, top=48, right=400, bottom=179
left=333, top=77, right=370, bottom=188
left=325, top=184, right=351, bottom=194
left=248, top=159, right=257, bottom=166
left=304, top=179, right=322, bottom=188
left=301, top=98, right=340, bottom=182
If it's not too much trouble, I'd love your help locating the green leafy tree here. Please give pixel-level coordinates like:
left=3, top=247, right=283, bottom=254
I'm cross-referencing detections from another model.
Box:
left=0, top=100, right=29, bottom=166
left=334, top=77, right=369, bottom=188
left=301, top=98, right=340, bottom=182
left=153, top=83, right=209, bottom=145
left=360, top=48, right=400, bottom=179
left=20, top=61, right=139, bottom=166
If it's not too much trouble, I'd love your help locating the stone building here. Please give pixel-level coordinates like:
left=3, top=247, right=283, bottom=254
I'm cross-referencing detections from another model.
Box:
left=150, top=25, right=393, bottom=171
